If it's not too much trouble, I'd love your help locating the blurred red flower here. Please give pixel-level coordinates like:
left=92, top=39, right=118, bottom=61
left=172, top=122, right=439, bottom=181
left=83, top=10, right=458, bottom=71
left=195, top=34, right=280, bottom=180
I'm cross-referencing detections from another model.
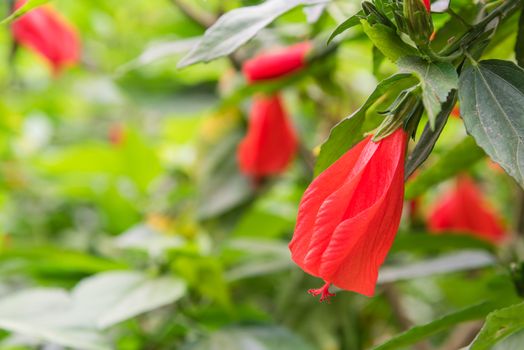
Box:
left=237, top=94, right=298, bottom=177
left=423, top=0, right=431, bottom=11
left=289, top=129, right=408, bottom=300
left=428, top=176, right=506, bottom=243
left=242, top=42, right=312, bottom=82
left=12, top=0, right=80, bottom=74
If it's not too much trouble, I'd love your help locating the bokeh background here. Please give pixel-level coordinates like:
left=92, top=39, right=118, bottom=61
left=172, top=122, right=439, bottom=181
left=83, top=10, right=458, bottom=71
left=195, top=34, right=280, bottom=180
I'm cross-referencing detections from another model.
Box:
left=0, top=0, right=523, bottom=349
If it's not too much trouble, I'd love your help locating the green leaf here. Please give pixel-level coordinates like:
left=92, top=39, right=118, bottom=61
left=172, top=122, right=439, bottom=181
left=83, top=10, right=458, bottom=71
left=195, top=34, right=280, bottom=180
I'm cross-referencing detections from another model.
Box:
left=178, top=0, right=326, bottom=68
left=361, top=20, right=418, bottom=62
left=197, top=131, right=254, bottom=218
left=405, top=91, right=457, bottom=178
left=378, top=250, right=496, bottom=284
left=373, top=300, right=509, bottom=350
left=327, top=11, right=363, bottom=44
left=71, top=271, right=187, bottom=329
left=516, top=9, right=524, bottom=67
left=183, top=326, right=315, bottom=350
left=398, top=56, right=458, bottom=128
left=469, top=302, right=524, bottom=350
left=458, top=60, right=524, bottom=188
left=1, top=0, right=50, bottom=25
left=0, top=289, right=110, bottom=350
left=405, top=136, right=485, bottom=199
left=314, top=73, right=417, bottom=175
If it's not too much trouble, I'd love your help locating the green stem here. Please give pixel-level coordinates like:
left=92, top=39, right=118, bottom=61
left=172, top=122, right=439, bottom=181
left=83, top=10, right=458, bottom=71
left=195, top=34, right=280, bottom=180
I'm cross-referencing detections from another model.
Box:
left=440, top=0, right=522, bottom=56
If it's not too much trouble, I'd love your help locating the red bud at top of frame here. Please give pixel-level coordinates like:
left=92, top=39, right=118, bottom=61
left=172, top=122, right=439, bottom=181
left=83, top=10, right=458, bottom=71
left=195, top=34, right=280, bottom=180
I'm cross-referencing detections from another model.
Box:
left=12, top=0, right=80, bottom=74
left=242, top=42, right=312, bottom=82
left=289, top=128, right=408, bottom=300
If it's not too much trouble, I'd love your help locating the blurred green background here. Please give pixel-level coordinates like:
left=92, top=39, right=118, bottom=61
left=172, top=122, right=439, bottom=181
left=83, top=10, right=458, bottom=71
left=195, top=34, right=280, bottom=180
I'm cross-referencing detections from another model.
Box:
left=0, top=0, right=523, bottom=349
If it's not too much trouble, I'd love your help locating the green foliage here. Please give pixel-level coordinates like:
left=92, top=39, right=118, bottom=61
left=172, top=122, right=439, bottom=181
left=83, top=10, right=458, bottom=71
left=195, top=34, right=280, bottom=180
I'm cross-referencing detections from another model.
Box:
left=1, top=0, right=50, bottom=25
left=178, top=0, right=325, bottom=68
left=406, top=136, right=485, bottom=199
left=397, top=56, right=458, bottom=128
left=360, top=20, right=418, bottom=62
left=0, top=0, right=523, bottom=349
left=469, top=302, right=524, bottom=350
left=314, top=73, right=417, bottom=175
left=373, top=300, right=512, bottom=350
left=459, top=60, right=524, bottom=187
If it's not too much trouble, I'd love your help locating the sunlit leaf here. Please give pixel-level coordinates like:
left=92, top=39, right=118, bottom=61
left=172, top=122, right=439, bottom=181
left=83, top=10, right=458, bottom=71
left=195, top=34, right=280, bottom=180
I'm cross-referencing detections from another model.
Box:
left=361, top=20, right=418, bottom=62
left=178, top=0, right=327, bottom=68
left=0, top=289, right=110, bottom=350
left=1, top=0, right=50, bottom=25
left=327, top=11, right=363, bottom=44
left=468, top=302, right=524, bottom=350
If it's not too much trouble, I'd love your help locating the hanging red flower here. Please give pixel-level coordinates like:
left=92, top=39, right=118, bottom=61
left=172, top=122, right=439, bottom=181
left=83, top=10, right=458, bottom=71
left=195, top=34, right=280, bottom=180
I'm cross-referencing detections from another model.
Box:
left=289, top=129, right=408, bottom=300
left=237, top=94, right=298, bottom=177
left=12, top=0, right=80, bottom=74
left=242, top=42, right=312, bottom=82
left=428, top=176, right=506, bottom=243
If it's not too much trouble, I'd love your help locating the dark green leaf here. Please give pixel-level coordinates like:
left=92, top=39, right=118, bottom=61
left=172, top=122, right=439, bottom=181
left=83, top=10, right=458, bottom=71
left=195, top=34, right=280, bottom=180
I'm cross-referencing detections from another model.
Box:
left=373, top=300, right=509, bottom=350
left=469, top=302, right=524, bottom=350
left=405, top=91, right=457, bottom=179
left=314, top=73, right=417, bottom=176
left=405, top=136, right=485, bottom=199
left=361, top=20, right=418, bottom=62
left=327, top=11, right=363, bottom=44
left=458, top=60, right=524, bottom=188
left=398, top=56, right=458, bottom=128
left=178, top=0, right=326, bottom=68
left=1, top=0, right=50, bottom=25
left=516, top=9, right=524, bottom=67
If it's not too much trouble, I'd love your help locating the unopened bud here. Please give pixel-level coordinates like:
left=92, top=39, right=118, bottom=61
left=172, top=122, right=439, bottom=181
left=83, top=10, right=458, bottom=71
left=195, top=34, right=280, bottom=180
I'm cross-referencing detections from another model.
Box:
left=403, top=0, right=434, bottom=46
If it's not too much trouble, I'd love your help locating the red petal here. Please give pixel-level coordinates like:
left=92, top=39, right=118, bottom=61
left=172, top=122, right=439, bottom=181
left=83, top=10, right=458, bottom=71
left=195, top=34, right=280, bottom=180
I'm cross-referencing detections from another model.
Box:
left=243, top=42, right=311, bottom=82
left=289, top=137, right=369, bottom=274
left=237, top=94, right=297, bottom=177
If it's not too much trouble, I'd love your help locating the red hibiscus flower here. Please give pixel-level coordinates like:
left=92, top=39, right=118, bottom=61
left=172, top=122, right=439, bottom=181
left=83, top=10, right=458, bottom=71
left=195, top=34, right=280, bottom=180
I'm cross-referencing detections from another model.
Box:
left=289, top=129, right=408, bottom=300
left=237, top=94, right=298, bottom=178
left=428, top=176, right=506, bottom=244
left=12, top=0, right=80, bottom=74
left=242, top=42, right=312, bottom=82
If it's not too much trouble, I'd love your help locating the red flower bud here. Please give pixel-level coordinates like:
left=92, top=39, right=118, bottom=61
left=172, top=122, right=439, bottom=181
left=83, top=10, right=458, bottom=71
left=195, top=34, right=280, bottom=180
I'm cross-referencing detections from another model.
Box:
left=289, top=129, right=408, bottom=299
left=242, top=42, right=312, bottom=82
left=428, top=176, right=505, bottom=244
left=237, top=94, right=298, bottom=177
left=12, top=0, right=80, bottom=74
left=423, top=0, right=431, bottom=12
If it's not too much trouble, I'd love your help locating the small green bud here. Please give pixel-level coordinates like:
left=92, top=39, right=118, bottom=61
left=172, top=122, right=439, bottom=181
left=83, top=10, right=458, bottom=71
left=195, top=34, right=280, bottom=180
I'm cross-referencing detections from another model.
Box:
left=403, top=0, right=434, bottom=46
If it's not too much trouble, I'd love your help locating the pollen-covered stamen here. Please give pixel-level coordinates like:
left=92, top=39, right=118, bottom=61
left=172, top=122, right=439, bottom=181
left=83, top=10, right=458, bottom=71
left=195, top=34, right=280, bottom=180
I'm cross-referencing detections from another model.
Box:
left=308, top=282, right=335, bottom=302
